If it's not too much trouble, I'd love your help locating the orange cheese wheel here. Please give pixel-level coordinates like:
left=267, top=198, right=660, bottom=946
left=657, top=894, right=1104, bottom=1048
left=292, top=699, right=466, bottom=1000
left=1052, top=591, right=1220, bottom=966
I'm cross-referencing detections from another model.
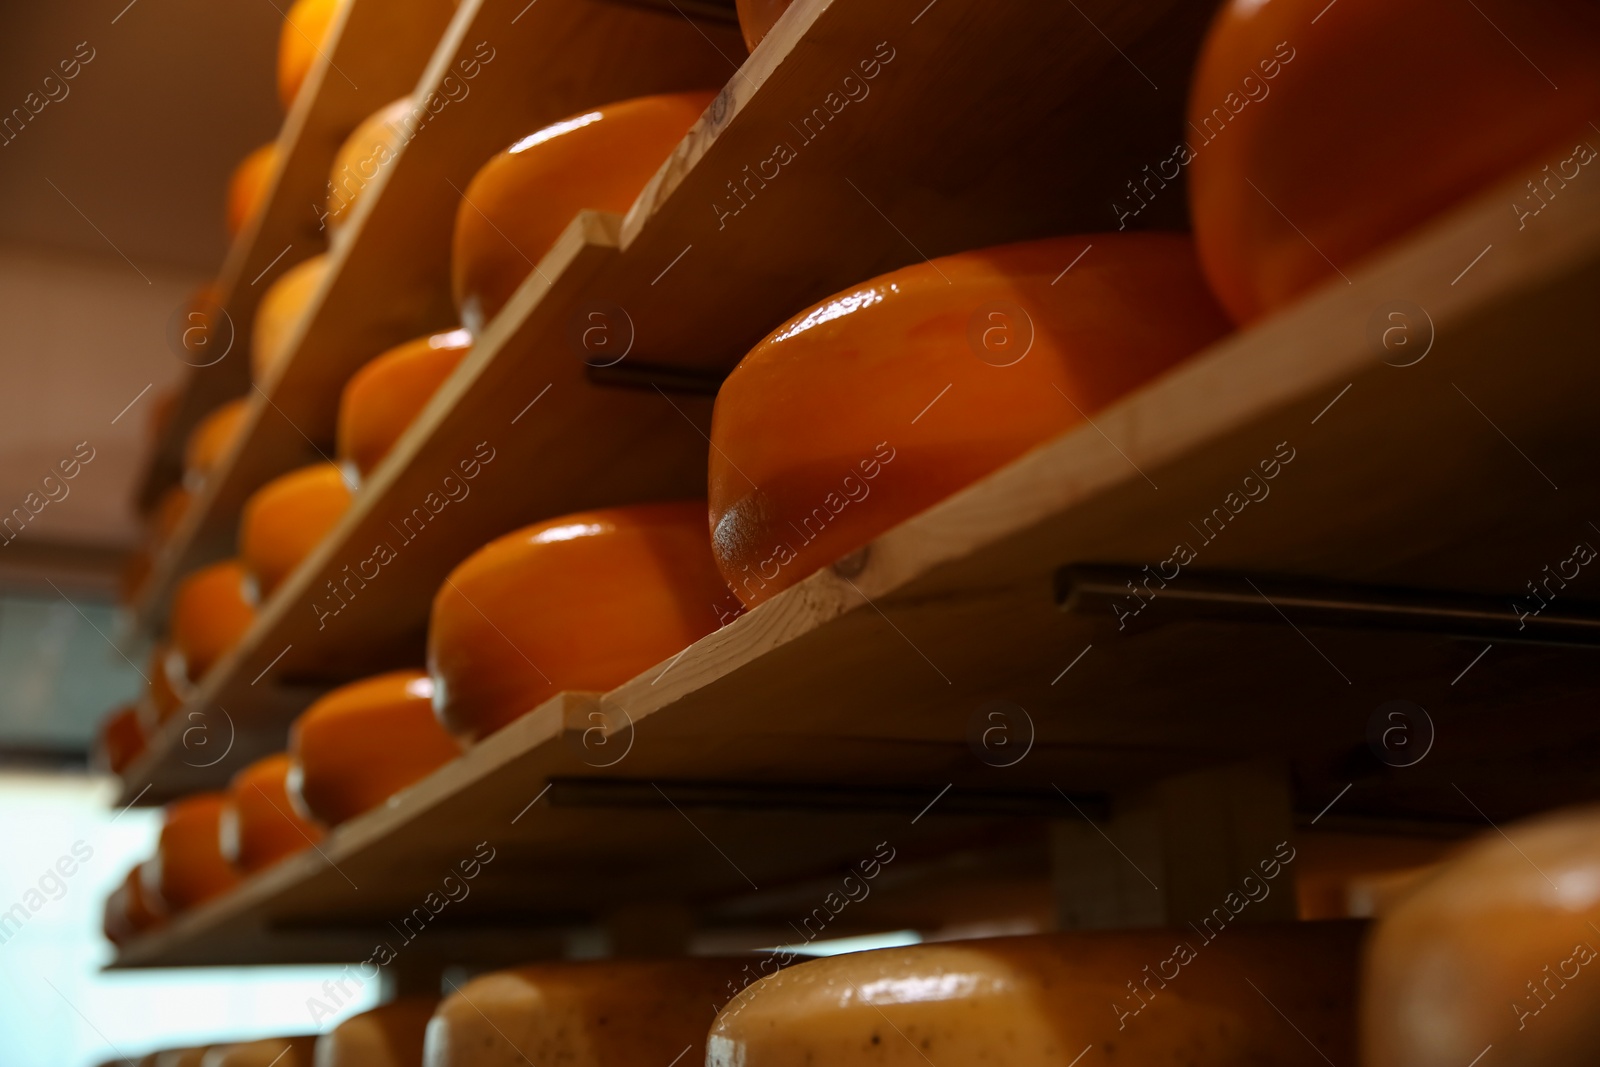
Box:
left=204, top=1037, right=316, bottom=1067
left=143, top=793, right=243, bottom=915
left=425, top=959, right=753, bottom=1067
left=277, top=0, right=342, bottom=110
left=171, top=560, right=257, bottom=683
left=735, top=0, right=794, bottom=51
left=1363, top=804, right=1600, bottom=1066
left=708, top=233, right=1229, bottom=608
left=337, top=330, right=472, bottom=480
left=184, top=399, right=250, bottom=491
left=428, top=503, right=737, bottom=741
left=221, top=753, right=324, bottom=874
left=319, top=996, right=437, bottom=1067
left=240, top=463, right=353, bottom=599
left=451, top=91, right=714, bottom=333
left=1187, top=0, right=1600, bottom=324
left=253, top=254, right=330, bottom=383
left=119, top=547, right=153, bottom=605
left=711, top=923, right=1363, bottom=1066
left=226, top=143, right=279, bottom=239
left=97, top=704, right=147, bottom=775
left=151, top=486, right=193, bottom=550
left=103, top=863, right=163, bottom=946
left=148, top=386, right=179, bottom=445
left=289, top=670, right=460, bottom=826
left=140, top=641, right=187, bottom=730
left=327, top=97, right=412, bottom=237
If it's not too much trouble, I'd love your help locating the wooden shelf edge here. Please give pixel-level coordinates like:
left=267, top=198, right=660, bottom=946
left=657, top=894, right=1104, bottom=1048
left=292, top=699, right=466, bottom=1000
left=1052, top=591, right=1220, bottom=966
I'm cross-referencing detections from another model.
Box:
left=118, top=212, right=624, bottom=806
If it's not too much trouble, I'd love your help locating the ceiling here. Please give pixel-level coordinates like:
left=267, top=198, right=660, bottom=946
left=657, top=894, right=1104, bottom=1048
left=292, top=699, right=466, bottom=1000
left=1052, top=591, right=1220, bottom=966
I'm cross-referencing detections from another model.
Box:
left=0, top=0, right=285, bottom=576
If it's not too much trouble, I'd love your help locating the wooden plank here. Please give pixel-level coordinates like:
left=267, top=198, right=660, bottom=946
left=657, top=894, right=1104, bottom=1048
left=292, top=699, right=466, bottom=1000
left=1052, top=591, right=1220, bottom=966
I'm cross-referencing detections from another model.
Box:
left=608, top=0, right=1217, bottom=370
left=113, top=165, right=1600, bottom=964
left=135, top=0, right=461, bottom=514
left=121, top=209, right=724, bottom=804
left=132, top=0, right=746, bottom=633
left=122, top=139, right=1600, bottom=804
left=123, top=0, right=1217, bottom=792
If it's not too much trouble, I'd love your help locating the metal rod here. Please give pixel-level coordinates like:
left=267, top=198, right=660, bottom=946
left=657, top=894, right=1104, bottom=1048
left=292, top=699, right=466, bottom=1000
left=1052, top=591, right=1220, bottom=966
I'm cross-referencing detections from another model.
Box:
left=1056, top=564, right=1600, bottom=647
left=546, top=778, right=1108, bottom=819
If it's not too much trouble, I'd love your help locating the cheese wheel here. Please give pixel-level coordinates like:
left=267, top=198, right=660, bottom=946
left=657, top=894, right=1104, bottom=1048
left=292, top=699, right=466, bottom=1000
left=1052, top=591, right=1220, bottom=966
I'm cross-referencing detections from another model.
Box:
left=708, top=233, right=1229, bottom=608
left=289, top=670, right=460, bottom=826
left=152, top=485, right=194, bottom=549
left=424, top=958, right=752, bottom=1067
left=153, top=1049, right=208, bottom=1067
left=227, top=143, right=279, bottom=239
left=711, top=923, right=1362, bottom=1066
left=240, top=463, right=354, bottom=599
left=149, top=386, right=180, bottom=445
left=735, top=0, right=794, bottom=50
left=428, top=503, right=737, bottom=741
left=327, top=98, right=412, bottom=238
left=103, top=863, right=162, bottom=945
left=143, top=793, right=243, bottom=915
left=277, top=0, right=342, bottom=109
left=97, top=703, right=147, bottom=775
left=451, top=91, right=714, bottom=334
left=1363, top=804, right=1600, bottom=1066
left=171, top=560, right=257, bottom=683
left=184, top=399, right=250, bottom=491
left=120, top=546, right=153, bottom=605
left=1187, top=0, right=1600, bottom=324
left=337, top=330, right=472, bottom=480
left=318, top=996, right=438, bottom=1067
left=222, top=753, right=325, bottom=874
left=139, top=642, right=187, bottom=731
left=253, top=254, right=330, bottom=383
left=205, top=1037, right=316, bottom=1067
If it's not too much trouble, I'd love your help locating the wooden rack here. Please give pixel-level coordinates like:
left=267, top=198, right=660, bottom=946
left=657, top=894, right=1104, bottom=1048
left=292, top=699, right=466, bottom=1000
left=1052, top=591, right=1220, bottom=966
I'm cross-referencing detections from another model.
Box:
left=115, top=0, right=1600, bottom=968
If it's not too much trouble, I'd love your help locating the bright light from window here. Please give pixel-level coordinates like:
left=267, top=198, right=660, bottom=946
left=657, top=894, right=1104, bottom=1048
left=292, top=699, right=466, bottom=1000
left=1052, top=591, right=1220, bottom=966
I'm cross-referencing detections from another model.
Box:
left=0, top=772, right=378, bottom=1067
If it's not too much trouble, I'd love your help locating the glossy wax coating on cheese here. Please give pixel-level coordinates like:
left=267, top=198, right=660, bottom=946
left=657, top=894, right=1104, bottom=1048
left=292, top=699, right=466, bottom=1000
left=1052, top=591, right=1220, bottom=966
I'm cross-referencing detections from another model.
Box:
left=710, top=924, right=1362, bottom=1066
left=425, top=958, right=751, bottom=1067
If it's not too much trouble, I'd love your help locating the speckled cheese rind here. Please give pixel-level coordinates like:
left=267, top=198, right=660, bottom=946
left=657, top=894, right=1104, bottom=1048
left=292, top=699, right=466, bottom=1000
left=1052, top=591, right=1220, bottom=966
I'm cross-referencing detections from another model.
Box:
left=710, top=923, right=1363, bottom=1066
left=1364, top=804, right=1600, bottom=1067
left=425, top=958, right=751, bottom=1067
left=202, top=1036, right=316, bottom=1067
left=316, top=996, right=438, bottom=1067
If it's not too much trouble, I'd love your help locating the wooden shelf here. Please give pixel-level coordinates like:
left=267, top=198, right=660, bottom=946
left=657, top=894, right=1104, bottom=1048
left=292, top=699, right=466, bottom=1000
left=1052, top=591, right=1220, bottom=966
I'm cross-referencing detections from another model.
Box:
left=113, top=162, right=1600, bottom=964
left=123, top=0, right=1222, bottom=797
left=131, top=0, right=742, bottom=635
left=134, top=0, right=459, bottom=516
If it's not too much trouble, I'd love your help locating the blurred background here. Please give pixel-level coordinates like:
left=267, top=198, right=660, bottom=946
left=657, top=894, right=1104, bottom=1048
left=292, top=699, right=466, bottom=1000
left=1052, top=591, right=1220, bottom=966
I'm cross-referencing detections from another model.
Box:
left=0, top=3, right=376, bottom=1062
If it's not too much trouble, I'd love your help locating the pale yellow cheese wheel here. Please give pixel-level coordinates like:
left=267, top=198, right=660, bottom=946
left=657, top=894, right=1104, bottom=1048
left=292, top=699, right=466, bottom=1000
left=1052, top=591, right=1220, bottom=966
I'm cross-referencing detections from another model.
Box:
left=1363, top=803, right=1600, bottom=1066
left=316, top=996, right=437, bottom=1067
left=153, top=1048, right=208, bottom=1067
left=425, top=958, right=751, bottom=1067
left=710, top=923, right=1364, bottom=1066
left=202, top=1036, right=316, bottom=1067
